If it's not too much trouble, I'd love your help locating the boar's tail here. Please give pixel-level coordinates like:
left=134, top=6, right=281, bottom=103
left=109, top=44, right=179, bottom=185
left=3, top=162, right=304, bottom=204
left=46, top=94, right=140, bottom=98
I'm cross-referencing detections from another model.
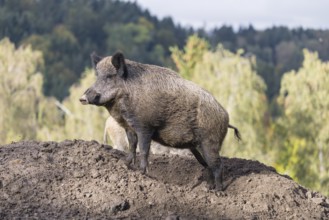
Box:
left=228, top=124, right=242, bottom=141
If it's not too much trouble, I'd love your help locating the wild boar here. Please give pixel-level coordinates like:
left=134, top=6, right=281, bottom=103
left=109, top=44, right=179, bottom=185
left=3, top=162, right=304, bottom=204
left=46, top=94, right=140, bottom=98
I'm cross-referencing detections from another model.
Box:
left=80, top=52, right=241, bottom=190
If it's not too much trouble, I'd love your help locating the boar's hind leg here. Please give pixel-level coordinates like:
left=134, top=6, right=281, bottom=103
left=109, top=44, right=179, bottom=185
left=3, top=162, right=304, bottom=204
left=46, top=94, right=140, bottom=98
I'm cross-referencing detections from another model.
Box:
left=190, top=148, right=208, bottom=168
left=125, top=130, right=138, bottom=167
left=200, top=142, right=224, bottom=191
left=137, top=132, right=153, bottom=174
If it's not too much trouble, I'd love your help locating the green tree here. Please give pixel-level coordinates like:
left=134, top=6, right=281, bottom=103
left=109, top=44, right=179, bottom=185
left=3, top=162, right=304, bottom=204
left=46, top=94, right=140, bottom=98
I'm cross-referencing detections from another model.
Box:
left=0, top=38, right=62, bottom=143
left=170, top=35, right=209, bottom=80
left=104, top=18, right=151, bottom=56
left=275, top=50, right=329, bottom=195
left=104, top=17, right=167, bottom=65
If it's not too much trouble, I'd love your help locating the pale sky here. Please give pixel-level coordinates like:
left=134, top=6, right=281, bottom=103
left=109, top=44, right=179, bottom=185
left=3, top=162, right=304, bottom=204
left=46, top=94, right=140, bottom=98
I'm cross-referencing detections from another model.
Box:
left=125, top=0, right=329, bottom=30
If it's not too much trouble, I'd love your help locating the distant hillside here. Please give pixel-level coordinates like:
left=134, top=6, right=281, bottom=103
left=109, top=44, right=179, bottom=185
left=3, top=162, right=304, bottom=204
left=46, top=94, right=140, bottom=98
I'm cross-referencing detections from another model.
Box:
left=204, top=25, right=329, bottom=100
left=0, top=0, right=191, bottom=99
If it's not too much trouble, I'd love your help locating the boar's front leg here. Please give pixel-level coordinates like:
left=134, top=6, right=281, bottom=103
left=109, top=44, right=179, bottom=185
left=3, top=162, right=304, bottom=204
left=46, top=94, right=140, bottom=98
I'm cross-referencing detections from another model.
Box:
left=137, top=132, right=153, bottom=174
left=125, top=130, right=137, bottom=167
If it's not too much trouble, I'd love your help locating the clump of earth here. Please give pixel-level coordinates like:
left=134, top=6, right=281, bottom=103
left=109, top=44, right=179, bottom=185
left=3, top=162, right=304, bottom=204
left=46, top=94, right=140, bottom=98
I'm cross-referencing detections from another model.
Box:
left=0, top=140, right=328, bottom=219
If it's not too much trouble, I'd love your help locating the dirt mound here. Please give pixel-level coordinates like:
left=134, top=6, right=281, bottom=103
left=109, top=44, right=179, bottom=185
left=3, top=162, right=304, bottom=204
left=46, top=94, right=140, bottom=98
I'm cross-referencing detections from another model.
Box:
left=1, top=140, right=328, bottom=219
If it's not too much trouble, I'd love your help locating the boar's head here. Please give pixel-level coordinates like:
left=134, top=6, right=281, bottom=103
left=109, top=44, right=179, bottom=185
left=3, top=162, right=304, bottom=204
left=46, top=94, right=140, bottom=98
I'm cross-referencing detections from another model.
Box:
left=79, top=52, right=127, bottom=106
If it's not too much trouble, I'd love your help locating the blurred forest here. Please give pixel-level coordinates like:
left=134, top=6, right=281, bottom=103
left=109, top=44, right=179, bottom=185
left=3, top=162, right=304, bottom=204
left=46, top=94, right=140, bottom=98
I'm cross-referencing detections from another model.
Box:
left=0, top=0, right=328, bottom=195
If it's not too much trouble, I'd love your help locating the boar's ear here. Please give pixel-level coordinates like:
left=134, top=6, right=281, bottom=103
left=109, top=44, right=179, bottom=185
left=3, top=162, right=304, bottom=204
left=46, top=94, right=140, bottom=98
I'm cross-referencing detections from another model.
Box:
left=111, top=52, right=128, bottom=78
left=90, top=52, right=103, bottom=69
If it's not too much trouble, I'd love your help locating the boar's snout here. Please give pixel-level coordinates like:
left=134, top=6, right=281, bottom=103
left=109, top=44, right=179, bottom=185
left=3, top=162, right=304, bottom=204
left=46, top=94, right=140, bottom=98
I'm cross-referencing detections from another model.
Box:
left=79, top=89, right=101, bottom=105
left=79, top=94, right=89, bottom=105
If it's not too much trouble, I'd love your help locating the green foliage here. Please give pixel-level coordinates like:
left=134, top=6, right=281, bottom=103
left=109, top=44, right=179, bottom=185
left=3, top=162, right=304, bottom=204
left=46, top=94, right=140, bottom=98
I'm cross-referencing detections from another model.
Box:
left=104, top=17, right=166, bottom=66
left=0, top=38, right=62, bottom=143
left=171, top=36, right=269, bottom=162
left=275, top=50, right=329, bottom=195
left=170, top=35, right=209, bottom=79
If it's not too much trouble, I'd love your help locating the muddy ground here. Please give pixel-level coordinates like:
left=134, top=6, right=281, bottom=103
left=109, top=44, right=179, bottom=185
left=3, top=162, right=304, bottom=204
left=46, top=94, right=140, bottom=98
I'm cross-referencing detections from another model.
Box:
left=0, top=140, right=328, bottom=219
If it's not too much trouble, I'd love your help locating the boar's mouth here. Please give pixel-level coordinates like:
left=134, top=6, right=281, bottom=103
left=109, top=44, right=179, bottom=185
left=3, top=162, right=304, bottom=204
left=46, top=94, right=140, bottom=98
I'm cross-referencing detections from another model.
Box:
left=79, top=92, right=102, bottom=106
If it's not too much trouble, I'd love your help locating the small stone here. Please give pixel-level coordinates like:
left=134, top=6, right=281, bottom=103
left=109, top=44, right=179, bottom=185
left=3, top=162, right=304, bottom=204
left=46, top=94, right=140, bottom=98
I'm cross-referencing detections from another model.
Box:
left=215, top=191, right=227, bottom=197
left=306, top=191, right=313, bottom=199
left=109, top=174, right=119, bottom=182
left=2, top=192, right=9, bottom=200
left=210, top=197, right=217, bottom=204
left=84, top=193, right=92, bottom=198
left=130, top=176, right=137, bottom=182
left=312, top=197, right=324, bottom=205
left=285, top=205, right=291, bottom=212
left=91, top=169, right=100, bottom=178
left=73, top=170, right=85, bottom=178
left=10, top=183, right=22, bottom=193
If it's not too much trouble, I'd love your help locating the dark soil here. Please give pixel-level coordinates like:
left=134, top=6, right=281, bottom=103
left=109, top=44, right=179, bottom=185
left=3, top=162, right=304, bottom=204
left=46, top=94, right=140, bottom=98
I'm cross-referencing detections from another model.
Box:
left=1, top=140, right=328, bottom=219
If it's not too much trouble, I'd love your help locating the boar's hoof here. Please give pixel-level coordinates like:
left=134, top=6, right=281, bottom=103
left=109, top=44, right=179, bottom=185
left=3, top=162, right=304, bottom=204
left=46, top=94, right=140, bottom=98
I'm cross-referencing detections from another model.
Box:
left=207, top=178, right=225, bottom=191
left=125, top=153, right=136, bottom=168
left=215, top=183, right=224, bottom=191
left=208, top=183, right=225, bottom=193
left=208, top=182, right=216, bottom=190
left=124, top=161, right=132, bottom=169
left=139, top=166, right=149, bottom=175
left=140, top=157, right=149, bottom=175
